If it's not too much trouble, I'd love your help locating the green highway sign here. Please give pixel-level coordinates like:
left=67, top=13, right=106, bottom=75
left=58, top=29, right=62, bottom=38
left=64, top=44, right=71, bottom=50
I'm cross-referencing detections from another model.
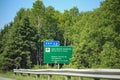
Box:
left=44, top=46, right=72, bottom=64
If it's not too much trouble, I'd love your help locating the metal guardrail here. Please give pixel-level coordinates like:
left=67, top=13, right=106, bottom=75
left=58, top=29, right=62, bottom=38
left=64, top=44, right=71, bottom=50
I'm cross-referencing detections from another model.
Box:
left=13, top=69, right=120, bottom=80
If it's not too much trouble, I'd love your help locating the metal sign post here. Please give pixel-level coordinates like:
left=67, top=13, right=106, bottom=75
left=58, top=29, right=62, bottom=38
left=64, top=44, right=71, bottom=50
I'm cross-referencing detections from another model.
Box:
left=58, top=64, right=60, bottom=69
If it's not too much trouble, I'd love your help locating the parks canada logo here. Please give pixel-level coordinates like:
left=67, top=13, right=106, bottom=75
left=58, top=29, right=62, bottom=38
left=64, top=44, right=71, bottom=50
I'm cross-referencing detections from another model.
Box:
left=46, top=48, right=50, bottom=52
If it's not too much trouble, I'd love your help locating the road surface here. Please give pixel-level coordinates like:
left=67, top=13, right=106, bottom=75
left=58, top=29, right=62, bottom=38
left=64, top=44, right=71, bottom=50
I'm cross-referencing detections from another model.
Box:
left=0, top=77, right=14, bottom=80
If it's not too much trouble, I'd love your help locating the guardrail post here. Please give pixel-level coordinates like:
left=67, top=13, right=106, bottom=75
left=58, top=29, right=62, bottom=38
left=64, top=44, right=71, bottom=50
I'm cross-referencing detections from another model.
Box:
left=65, top=76, right=71, bottom=80
left=36, top=74, right=40, bottom=80
left=48, top=75, right=52, bottom=80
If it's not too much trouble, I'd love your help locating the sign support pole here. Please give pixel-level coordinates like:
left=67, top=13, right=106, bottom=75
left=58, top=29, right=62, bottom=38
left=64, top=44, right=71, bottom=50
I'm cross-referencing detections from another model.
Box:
left=47, top=63, right=49, bottom=68
left=58, top=64, right=60, bottom=69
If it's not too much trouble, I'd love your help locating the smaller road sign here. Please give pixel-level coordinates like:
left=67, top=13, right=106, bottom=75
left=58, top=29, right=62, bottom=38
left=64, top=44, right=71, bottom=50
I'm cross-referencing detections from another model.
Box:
left=44, top=41, right=60, bottom=46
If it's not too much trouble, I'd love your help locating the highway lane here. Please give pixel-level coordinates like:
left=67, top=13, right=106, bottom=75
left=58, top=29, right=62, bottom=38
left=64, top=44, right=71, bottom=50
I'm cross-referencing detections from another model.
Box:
left=0, top=77, right=14, bottom=80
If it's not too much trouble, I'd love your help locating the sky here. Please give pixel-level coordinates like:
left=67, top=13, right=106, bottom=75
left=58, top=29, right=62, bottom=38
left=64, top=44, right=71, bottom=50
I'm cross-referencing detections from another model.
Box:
left=0, top=0, right=104, bottom=29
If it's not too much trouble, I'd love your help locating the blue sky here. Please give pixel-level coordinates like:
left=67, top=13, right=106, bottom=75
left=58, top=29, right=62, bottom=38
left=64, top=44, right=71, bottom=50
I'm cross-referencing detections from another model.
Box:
left=0, top=0, right=103, bottom=29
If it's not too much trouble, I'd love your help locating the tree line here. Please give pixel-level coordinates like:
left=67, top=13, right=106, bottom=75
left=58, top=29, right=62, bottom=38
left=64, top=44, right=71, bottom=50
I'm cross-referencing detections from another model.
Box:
left=0, top=0, right=120, bottom=71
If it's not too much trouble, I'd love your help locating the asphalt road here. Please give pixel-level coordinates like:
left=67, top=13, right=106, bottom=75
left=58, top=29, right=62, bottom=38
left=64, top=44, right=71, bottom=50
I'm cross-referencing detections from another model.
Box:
left=0, top=77, right=14, bottom=80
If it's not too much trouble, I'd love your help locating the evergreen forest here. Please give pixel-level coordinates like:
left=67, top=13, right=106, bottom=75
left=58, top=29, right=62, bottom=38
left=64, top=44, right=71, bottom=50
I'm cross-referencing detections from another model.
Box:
left=0, top=0, right=120, bottom=71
